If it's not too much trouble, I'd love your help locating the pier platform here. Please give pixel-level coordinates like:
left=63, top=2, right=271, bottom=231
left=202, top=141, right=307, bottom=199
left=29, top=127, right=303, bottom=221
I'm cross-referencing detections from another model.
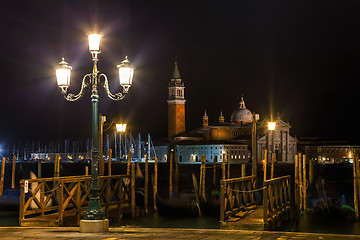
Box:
left=0, top=227, right=359, bottom=240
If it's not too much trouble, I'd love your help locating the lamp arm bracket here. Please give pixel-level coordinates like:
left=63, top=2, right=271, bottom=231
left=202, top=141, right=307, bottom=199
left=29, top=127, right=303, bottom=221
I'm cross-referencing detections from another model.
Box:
left=63, top=74, right=91, bottom=102
left=99, top=73, right=126, bottom=101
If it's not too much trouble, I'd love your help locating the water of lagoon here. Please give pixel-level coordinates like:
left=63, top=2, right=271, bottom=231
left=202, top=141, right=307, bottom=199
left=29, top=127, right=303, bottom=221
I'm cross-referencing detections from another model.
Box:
left=1, top=162, right=360, bottom=235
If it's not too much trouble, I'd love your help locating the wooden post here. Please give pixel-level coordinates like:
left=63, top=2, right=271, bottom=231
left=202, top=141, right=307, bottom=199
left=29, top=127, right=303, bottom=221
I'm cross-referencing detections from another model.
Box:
left=127, top=151, right=132, bottom=175
left=213, top=156, right=217, bottom=186
left=54, top=154, right=60, bottom=178
left=175, top=154, right=179, bottom=195
left=201, top=154, right=206, bottom=200
left=303, top=154, right=307, bottom=211
left=192, top=173, right=200, bottom=215
left=298, top=153, right=303, bottom=211
left=131, top=162, right=135, bottom=218
left=354, top=155, right=360, bottom=219
left=153, top=157, right=158, bottom=211
left=169, top=150, right=173, bottom=198
left=309, top=158, right=313, bottom=186
left=145, top=153, right=149, bottom=214
left=108, top=149, right=112, bottom=176
left=220, top=180, right=225, bottom=223
left=227, top=153, right=230, bottom=179
left=263, top=149, right=267, bottom=181
left=353, top=155, right=359, bottom=220
left=85, top=166, right=89, bottom=175
left=11, top=156, right=16, bottom=189
left=295, top=154, right=299, bottom=218
left=270, top=152, right=274, bottom=179
left=38, top=159, right=42, bottom=178
left=99, top=114, right=105, bottom=176
left=222, top=154, right=226, bottom=181
left=241, top=164, right=246, bottom=178
left=252, top=112, right=257, bottom=177
left=0, top=157, right=5, bottom=197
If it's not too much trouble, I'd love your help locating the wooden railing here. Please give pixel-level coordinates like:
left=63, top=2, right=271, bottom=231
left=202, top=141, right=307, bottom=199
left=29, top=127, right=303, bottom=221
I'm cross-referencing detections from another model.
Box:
left=220, top=175, right=257, bottom=222
left=19, top=174, right=133, bottom=226
left=263, top=175, right=291, bottom=228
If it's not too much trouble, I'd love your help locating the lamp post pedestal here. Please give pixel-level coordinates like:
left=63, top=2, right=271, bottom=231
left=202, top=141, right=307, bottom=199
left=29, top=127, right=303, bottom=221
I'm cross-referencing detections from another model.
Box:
left=79, top=219, right=109, bottom=233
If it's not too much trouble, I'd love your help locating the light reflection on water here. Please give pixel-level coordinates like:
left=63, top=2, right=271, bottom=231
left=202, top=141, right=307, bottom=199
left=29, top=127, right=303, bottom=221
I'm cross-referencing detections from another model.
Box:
left=279, top=211, right=360, bottom=235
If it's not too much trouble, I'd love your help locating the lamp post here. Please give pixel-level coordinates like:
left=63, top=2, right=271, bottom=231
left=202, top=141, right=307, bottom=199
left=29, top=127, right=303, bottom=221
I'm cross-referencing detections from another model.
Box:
left=267, top=121, right=276, bottom=179
left=116, top=123, right=127, bottom=160
left=251, top=113, right=259, bottom=177
left=55, top=34, right=134, bottom=232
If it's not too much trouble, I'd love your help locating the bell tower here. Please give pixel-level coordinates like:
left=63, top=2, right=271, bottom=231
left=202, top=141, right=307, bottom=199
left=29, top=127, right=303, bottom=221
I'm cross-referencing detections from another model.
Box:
left=167, top=60, right=186, bottom=139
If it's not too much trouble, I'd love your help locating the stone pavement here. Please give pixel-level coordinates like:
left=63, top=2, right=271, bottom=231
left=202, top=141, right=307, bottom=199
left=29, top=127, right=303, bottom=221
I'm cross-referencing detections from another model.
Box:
left=0, top=227, right=359, bottom=240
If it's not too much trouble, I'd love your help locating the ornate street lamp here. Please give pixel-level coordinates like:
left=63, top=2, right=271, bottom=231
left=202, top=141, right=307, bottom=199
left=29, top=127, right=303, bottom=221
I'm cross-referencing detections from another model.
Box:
left=55, top=34, right=134, bottom=232
left=116, top=123, right=127, bottom=133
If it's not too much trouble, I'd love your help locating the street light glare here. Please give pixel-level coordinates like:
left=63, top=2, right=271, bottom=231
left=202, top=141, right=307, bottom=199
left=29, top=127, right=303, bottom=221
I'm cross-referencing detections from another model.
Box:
left=117, top=56, right=135, bottom=92
left=116, top=123, right=127, bottom=133
left=268, top=121, right=276, bottom=131
left=55, top=58, right=72, bottom=87
left=88, top=34, right=101, bottom=52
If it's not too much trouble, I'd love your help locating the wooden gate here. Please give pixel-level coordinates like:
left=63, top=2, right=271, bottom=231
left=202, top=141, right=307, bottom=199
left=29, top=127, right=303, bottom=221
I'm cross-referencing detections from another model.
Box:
left=263, top=175, right=291, bottom=229
left=220, top=175, right=257, bottom=223
left=19, top=174, right=133, bottom=227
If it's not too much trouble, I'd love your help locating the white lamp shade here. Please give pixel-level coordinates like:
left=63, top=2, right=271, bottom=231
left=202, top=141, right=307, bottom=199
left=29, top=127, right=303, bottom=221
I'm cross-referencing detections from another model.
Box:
left=116, top=123, right=127, bottom=133
left=88, top=34, right=101, bottom=52
left=268, top=122, right=276, bottom=131
left=56, top=58, right=72, bottom=87
left=117, top=56, right=134, bottom=87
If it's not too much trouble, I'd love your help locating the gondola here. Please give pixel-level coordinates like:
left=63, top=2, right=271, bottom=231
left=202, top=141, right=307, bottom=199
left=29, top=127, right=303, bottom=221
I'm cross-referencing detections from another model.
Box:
left=156, top=191, right=200, bottom=217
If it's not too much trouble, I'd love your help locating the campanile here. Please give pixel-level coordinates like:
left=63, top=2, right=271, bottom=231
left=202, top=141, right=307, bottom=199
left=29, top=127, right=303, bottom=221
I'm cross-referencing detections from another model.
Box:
left=167, top=60, right=186, bottom=139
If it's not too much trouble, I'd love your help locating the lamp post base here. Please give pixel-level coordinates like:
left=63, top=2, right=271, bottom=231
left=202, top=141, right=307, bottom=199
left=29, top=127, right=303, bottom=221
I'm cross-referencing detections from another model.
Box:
left=79, top=219, right=109, bottom=233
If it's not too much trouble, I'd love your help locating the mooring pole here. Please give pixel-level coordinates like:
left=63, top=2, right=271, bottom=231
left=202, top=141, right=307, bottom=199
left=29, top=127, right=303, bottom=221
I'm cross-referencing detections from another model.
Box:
left=213, top=156, right=217, bottom=186
left=145, top=153, right=148, bottom=214
left=295, top=154, right=299, bottom=225
left=201, top=154, right=206, bottom=200
left=169, top=150, right=173, bottom=198
left=270, top=152, right=274, bottom=179
left=298, top=153, right=303, bottom=211
left=0, top=157, right=5, bottom=197
left=263, top=149, right=267, bottom=182
left=153, top=157, right=158, bottom=211
left=222, top=154, right=226, bottom=181
left=309, top=158, right=313, bottom=186
left=241, top=164, right=246, bottom=178
left=131, top=162, right=135, bottom=219
left=303, top=154, right=307, bottom=211
left=353, top=154, right=359, bottom=220
left=227, top=153, right=230, bottom=179
left=11, top=155, right=16, bottom=189
left=54, top=154, right=60, bottom=178
left=38, top=159, right=42, bottom=178
left=108, top=149, right=112, bottom=176
left=127, top=151, right=132, bottom=176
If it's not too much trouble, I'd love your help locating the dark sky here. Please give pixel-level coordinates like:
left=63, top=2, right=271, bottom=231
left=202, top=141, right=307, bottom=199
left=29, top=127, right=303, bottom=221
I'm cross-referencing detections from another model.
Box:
left=1, top=0, right=360, bottom=145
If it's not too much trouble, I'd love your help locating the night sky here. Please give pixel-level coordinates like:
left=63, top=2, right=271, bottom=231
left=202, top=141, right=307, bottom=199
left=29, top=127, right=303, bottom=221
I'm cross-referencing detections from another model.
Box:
left=1, top=0, right=360, bottom=145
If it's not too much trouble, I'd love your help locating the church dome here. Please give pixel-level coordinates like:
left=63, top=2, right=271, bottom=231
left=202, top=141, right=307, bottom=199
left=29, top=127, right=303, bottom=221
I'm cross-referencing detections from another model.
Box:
left=230, top=96, right=253, bottom=125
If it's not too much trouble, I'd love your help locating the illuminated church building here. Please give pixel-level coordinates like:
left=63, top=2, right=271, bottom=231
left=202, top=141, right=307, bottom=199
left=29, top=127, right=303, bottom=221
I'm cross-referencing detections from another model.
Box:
left=164, top=61, right=297, bottom=164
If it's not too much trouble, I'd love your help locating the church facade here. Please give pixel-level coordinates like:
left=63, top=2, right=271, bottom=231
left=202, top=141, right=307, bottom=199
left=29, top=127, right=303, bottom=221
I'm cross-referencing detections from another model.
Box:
left=161, top=60, right=297, bottom=163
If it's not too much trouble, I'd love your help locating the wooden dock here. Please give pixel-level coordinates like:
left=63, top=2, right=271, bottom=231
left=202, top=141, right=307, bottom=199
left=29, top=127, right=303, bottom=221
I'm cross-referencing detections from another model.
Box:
left=221, top=206, right=265, bottom=230
left=220, top=175, right=292, bottom=230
